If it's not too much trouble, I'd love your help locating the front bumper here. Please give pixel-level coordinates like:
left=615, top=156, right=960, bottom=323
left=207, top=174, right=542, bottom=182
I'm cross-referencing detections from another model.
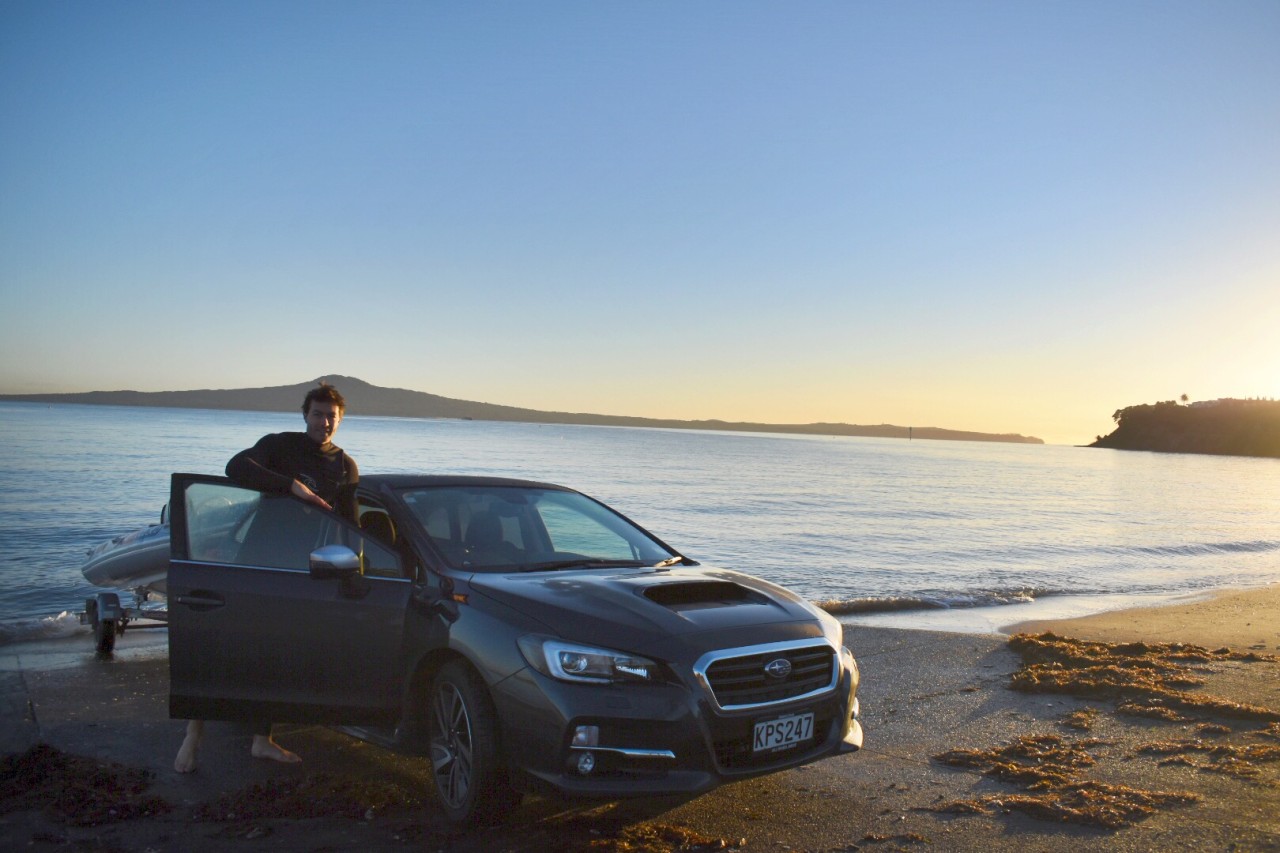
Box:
left=492, top=641, right=862, bottom=798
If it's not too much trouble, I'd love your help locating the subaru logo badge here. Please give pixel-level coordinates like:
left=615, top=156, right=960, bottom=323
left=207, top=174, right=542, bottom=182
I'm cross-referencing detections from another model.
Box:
left=763, top=658, right=792, bottom=679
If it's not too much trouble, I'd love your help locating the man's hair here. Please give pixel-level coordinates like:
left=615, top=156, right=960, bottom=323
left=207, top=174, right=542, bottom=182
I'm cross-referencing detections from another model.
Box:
left=302, top=382, right=346, bottom=415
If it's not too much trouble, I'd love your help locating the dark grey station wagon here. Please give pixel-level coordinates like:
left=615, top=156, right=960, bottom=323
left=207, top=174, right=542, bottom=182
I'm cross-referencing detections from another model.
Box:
left=167, top=473, right=864, bottom=822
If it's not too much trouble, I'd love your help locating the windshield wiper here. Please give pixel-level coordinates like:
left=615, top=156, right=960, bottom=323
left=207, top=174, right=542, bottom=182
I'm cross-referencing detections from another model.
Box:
left=518, top=559, right=647, bottom=572
left=653, top=556, right=686, bottom=568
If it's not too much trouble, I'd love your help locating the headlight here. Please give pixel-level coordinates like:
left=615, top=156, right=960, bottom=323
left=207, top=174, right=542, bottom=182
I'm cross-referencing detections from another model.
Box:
left=518, top=635, right=661, bottom=684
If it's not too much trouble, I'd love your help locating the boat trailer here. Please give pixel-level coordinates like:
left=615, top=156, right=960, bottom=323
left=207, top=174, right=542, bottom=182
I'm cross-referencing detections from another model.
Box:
left=80, top=587, right=168, bottom=655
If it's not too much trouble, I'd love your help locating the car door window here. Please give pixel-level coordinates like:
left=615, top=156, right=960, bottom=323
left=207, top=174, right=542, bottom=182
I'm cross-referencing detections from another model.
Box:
left=356, top=502, right=413, bottom=579
left=359, top=533, right=403, bottom=579
left=184, top=481, right=401, bottom=576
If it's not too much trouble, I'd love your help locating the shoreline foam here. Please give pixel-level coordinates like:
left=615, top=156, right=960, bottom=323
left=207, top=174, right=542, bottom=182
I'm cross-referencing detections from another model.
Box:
left=841, top=589, right=1216, bottom=637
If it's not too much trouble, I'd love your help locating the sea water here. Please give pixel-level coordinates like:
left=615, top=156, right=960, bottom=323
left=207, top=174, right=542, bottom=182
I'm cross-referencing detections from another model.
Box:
left=2, top=401, right=1278, bottom=643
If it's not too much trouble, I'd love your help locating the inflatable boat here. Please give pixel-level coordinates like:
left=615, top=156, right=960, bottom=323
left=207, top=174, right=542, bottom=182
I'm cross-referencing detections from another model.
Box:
left=82, top=522, right=170, bottom=593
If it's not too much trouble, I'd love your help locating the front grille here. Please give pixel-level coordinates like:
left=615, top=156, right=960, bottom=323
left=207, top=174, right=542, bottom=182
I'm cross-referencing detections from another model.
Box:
left=697, top=642, right=836, bottom=711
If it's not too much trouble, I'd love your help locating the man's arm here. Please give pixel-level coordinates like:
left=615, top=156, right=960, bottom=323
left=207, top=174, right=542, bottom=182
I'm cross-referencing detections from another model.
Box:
left=226, top=433, right=339, bottom=511
left=225, top=434, right=295, bottom=494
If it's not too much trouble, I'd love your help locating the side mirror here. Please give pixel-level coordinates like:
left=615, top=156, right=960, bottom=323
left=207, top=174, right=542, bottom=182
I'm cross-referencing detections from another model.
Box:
left=310, top=544, right=361, bottom=580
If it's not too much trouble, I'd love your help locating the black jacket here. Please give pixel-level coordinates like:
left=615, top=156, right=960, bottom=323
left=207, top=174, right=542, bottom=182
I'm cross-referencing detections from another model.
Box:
left=226, top=432, right=359, bottom=520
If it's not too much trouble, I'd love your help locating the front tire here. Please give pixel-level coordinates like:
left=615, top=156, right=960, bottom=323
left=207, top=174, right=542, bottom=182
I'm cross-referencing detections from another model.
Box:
left=427, top=660, right=520, bottom=823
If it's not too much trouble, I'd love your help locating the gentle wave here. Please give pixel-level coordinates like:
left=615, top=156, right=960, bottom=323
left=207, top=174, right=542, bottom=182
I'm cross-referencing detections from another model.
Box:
left=817, top=588, right=1054, bottom=615
left=0, top=611, right=89, bottom=645
left=1121, top=540, right=1280, bottom=558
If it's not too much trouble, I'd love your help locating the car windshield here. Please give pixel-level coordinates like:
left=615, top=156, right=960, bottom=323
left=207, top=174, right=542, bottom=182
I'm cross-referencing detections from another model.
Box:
left=397, top=485, right=677, bottom=572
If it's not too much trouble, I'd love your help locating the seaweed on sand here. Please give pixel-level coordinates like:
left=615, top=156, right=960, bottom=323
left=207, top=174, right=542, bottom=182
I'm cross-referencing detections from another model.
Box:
left=935, top=734, right=1101, bottom=790
left=1134, top=740, right=1280, bottom=781
left=932, top=734, right=1199, bottom=829
left=1007, top=633, right=1280, bottom=722
left=936, top=781, right=1199, bottom=830
left=499, top=804, right=745, bottom=853
left=0, top=742, right=171, bottom=826
left=566, top=822, right=743, bottom=852
left=1114, top=700, right=1189, bottom=722
left=1060, top=707, right=1100, bottom=730
left=929, top=632, right=1280, bottom=829
left=1007, top=634, right=1280, bottom=782
left=860, top=831, right=930, bottom=845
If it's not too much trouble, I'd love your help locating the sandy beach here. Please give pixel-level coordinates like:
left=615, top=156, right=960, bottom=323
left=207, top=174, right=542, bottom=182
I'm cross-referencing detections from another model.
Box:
left=3, top=590, right=1278, bottom=852
left=1006, top=584, right=1280, bottom=651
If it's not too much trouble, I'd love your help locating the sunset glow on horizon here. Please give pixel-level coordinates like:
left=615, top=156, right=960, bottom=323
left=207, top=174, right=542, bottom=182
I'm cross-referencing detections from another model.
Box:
left=2, top=1, right=1277, bottom=446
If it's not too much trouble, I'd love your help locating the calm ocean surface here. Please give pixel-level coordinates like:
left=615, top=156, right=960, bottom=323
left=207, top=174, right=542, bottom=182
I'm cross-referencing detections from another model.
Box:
left=2, top=402, right=1279, bottom=643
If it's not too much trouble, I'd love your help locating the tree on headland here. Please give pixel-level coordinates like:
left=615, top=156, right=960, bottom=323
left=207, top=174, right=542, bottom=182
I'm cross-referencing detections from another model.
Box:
left=1091, top=398, right=1280, bottom=458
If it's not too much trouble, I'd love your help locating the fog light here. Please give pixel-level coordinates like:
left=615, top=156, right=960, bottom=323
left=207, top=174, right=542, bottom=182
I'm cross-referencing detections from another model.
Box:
left=571, top=725, right=599, bottom=748
left=576, top=751, right=596, bottom=775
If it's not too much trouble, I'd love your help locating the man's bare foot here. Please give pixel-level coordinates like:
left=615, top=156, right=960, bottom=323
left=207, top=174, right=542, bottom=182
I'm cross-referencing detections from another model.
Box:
left=174, top=719, right=204, bottom=773
left=251, top=734, right=302, bottom=764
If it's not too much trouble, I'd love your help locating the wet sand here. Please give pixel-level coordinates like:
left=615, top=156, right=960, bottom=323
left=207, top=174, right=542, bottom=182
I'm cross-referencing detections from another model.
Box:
left=1006, top=584, right=1280, bottom=651
left=2, top=596, right=1278, bottom=852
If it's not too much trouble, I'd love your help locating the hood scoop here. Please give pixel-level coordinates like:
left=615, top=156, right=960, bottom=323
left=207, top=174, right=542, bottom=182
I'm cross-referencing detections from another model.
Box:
left=643, top=581, right=769, bottom=612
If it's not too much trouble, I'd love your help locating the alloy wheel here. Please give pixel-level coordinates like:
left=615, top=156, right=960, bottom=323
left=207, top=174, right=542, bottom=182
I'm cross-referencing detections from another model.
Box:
left=429, top=680, right=474, bottom=809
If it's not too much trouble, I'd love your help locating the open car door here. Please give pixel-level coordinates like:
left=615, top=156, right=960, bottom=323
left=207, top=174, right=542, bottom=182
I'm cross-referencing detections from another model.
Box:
left=167, top=474, right=411, bottom=725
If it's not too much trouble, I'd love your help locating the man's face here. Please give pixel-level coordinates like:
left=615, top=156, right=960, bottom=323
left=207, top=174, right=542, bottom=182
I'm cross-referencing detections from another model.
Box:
left=304, top=401, right=343, bottom=445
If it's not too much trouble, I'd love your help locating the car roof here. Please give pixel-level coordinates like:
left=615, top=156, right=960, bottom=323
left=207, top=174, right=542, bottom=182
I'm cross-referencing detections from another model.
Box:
left=359, top=473, right=575, bottom=492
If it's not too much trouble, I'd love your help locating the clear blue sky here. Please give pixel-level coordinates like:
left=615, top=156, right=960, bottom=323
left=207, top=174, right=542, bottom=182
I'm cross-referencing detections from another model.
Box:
left=2, top=1, right=1277, bottom=445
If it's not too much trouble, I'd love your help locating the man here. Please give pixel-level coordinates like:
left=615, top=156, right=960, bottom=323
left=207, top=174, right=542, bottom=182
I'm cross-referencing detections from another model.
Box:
left=174, top=382, right=359, bottom=773
left=225, top=383, right=358, bottom=519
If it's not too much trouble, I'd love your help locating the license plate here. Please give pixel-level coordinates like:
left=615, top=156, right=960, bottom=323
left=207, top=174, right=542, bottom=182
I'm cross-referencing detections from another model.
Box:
left=753, top=712, right=814, bottom=753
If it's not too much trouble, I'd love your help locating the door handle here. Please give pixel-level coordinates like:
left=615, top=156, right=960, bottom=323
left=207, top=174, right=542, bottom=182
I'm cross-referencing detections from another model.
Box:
left=175, top=592, right=225, bottom=609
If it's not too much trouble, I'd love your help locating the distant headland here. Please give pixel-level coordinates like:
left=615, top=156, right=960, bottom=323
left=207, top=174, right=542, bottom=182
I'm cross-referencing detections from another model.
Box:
left=1090, top=398, right=1280, bottom=459
left=0, top=376, right=1045, bottom=445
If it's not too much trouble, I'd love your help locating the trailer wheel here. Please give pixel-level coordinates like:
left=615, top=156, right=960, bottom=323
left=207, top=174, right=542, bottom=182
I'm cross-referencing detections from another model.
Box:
left=94, top=617, right=117, bottom=654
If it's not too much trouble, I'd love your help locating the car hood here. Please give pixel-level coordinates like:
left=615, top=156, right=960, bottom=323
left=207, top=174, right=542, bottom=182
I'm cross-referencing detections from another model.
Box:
left=466, top=565, right=828, bottom=654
